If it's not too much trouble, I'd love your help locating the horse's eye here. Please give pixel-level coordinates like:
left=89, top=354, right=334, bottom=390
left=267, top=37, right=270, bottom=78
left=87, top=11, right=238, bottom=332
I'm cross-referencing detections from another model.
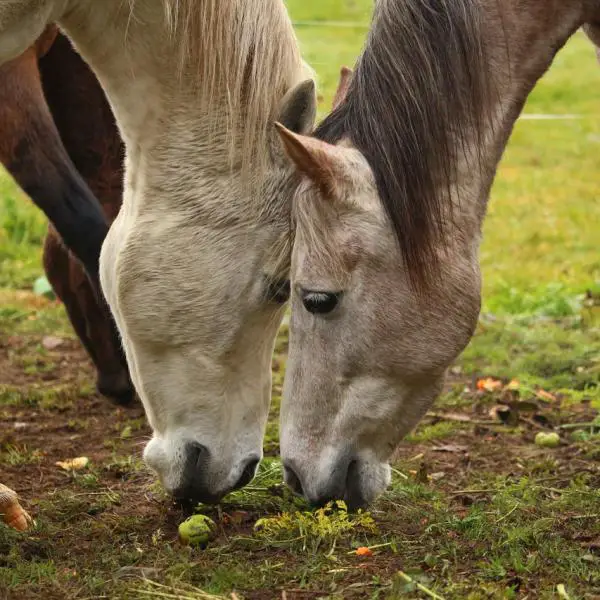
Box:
left=300, top=289, right=342, bottom=315
left=265, top=279, right=290, bottom=304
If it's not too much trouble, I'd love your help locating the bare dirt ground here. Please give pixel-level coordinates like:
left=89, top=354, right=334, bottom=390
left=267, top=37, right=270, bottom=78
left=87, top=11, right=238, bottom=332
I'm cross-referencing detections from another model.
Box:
left=1, top=327, right=599, bottom=599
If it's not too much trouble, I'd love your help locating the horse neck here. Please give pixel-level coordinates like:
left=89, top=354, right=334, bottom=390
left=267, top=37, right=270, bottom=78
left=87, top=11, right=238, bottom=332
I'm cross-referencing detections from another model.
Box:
left=57, top=0, right=303, bottom=213
left=443, top=0, right=597, bottom=249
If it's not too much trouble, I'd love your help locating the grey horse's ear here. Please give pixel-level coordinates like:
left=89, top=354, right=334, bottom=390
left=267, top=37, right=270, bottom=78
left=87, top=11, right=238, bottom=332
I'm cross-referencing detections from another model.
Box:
left=277, top=79, right=317, bottom=135
left=275, top=123, right=343, bottom=199
left=332, top=66, right=353, bottom=110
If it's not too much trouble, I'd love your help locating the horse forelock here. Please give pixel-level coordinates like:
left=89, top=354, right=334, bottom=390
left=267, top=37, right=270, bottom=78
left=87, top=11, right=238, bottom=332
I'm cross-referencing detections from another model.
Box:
left=315, top=0, right=493, bottom=291
left=129, top=0, right=304, bottom=174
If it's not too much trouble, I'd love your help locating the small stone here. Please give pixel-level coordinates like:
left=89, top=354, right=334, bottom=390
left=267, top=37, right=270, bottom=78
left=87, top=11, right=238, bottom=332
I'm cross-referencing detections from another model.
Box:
left=42, top=336, right=64, bottom=350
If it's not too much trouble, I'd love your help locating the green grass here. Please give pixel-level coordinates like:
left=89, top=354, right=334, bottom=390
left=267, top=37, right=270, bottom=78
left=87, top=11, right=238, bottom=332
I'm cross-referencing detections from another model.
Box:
left=1, top=2, right=599, bottom=599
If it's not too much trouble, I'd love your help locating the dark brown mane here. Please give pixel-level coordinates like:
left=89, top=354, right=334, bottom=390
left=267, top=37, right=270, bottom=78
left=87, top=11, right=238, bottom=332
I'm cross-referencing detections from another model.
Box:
left=315, top=0, right=492, bottom=289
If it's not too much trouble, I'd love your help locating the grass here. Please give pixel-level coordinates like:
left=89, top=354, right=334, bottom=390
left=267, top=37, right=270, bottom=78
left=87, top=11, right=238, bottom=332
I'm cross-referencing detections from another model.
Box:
left=1, top=1, right=599, bottom=598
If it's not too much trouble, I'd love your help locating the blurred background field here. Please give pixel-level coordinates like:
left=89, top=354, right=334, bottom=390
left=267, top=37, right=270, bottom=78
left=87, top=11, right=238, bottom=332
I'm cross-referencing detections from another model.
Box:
left=2, top=5, right=599, bottom=315
left=1, top=1, right=599, bottom=598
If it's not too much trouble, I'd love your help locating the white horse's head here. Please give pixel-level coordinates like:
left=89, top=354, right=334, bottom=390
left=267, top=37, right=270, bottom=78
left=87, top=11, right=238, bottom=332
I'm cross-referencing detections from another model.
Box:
left=111, top=80, right=316, bottom=504
left=46, top=0, right=315, bottom=504
left=1, top=0, right=316, bottom=504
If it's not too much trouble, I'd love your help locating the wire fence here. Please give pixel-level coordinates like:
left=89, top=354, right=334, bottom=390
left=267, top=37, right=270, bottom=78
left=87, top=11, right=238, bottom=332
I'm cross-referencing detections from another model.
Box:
left=292, top=20, right=369, bottom=28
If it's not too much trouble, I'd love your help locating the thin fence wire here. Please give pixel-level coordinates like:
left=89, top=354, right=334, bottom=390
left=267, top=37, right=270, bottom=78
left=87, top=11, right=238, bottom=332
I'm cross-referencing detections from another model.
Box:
left=292, top=20, right=369, bottom=28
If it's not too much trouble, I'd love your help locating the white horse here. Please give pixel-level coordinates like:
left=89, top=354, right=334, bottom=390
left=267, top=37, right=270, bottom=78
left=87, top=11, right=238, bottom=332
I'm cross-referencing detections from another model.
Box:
left=0, top=0, right=316, bottom=503
left=274, top=0, right=600, bottom=508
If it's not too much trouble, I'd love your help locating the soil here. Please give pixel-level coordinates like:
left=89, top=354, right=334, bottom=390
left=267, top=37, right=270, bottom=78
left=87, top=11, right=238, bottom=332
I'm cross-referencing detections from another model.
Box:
left=1, top=332, right=599, bottom=600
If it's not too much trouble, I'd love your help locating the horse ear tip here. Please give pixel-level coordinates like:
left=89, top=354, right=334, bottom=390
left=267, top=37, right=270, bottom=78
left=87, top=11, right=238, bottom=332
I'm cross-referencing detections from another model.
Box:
left=274, top=122, right=294, bottom=138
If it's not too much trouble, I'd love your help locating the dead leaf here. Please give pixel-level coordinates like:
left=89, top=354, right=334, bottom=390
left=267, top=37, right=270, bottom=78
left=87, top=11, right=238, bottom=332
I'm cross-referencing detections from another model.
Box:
left=355, top=546, right=373, bottom=557
left=433, top=444, right=468, bottom=453
left=506, top=379, right=520, bottom=391
left=42, top=335, right=64, bottom=350
left=228, top=511, right=250, bottom=526
left=428, top=412, right=472, bottom=423
left=56, top=457, right=89, bottom=471
left=477, top=377, right=503, bottom=392
left=536, top=389, right=557, bottom=402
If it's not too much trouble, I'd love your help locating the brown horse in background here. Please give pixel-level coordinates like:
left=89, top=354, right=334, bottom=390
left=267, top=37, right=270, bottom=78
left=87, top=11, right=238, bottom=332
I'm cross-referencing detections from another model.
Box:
left=0, top=28, right=133, bottom=404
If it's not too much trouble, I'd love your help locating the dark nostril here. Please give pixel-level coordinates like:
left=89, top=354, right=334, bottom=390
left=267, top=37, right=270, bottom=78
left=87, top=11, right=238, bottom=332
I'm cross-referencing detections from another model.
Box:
left=233, top=457, right=260, bottom=491
left=344, top=460, right=366, bottom=511
left=190, top=442, right=209, bottom=468
left=179, top=442, right=210, bottom=490
left=174, top=442, right=216, bottom=505
left=283, top=462, right=304, bottom=496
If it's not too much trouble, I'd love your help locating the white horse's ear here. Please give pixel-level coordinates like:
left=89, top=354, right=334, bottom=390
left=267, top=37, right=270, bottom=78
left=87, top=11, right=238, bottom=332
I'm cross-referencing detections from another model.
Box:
left=332, top=66, right=352, bottom=110
left=277, top=79, right=317, bottom=136
left=275, top=123, right=342, bottom=199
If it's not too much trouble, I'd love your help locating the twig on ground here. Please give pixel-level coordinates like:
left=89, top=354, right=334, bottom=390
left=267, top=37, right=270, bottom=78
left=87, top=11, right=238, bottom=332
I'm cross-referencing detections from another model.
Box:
left=518, top=416, right=548, bottom=431
left=449, top=489, right=494, bottom=495
left=138, top=579, right=227, bottom=600
left=495, top=502, right=520, bottom=524
left=559, top=422, right=599, bottom=430
left=391, top=467, right=409, bottom=480
left=397, top=571, right=446, bottom=600
left=137, top=591, right=191, bottom=600
left=346, top=541, right=396, bottom=554
left=426, top=412, right=498, bottom=426
left=545, top=487, right=599, bottom=496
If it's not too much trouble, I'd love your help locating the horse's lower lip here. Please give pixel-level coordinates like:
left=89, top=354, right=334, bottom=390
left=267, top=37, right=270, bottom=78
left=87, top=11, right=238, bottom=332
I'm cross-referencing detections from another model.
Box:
left=173, top=490, right=223, bottom=506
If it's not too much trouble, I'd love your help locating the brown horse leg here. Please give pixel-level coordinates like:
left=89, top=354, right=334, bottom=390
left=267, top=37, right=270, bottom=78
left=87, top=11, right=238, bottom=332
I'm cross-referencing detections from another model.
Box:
left=43, top=229, right=133, bottom=403
left=0, top=37, right=134, bottom=404
left=0, top=44, right=109, bottom=288
left=36, top=34, right=134, bottom=404
left=584, top=24, right=600, bottom=63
